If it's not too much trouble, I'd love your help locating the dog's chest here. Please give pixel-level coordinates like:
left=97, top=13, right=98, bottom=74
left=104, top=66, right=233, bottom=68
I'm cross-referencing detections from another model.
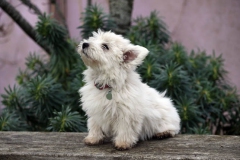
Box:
left=80, top=84, right=120, bottom=114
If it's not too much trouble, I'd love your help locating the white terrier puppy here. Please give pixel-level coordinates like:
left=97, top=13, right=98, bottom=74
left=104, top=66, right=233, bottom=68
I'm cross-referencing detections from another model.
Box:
left=78, top=30, right=180, bottom=150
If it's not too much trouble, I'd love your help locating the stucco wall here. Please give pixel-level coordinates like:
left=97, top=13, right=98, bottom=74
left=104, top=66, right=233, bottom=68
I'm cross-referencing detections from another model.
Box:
left=0, top=0, right=240, bottom=110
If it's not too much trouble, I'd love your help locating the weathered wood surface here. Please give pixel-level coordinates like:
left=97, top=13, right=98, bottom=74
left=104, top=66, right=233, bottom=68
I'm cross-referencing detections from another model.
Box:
left=0, top=132, right=239, bottom=160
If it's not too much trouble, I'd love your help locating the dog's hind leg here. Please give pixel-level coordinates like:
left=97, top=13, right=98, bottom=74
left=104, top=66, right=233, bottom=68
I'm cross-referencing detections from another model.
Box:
left=153, top=131, right=175, bottom=139
left=152, top=121, right=179, bottom=140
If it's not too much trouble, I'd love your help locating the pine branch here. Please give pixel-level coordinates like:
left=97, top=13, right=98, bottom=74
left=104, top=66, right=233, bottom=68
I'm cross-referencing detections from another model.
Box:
left=19, top=0, right=43, bottom=16
left=0, top=0, right=50, bottom=54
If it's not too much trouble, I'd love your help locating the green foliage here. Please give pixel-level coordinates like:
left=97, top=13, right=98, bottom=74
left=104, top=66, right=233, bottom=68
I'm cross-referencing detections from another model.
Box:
left=25, top=52, right=47, bottom=76
left=190, top=125, right=211, bottom=135
left=1, top=86, right=28, bottom=131
left=0, top=109, right=28, bottom=131
left=1, top=86, right=20, bottom=110
left=145, top=43, right=239, bottom=134
left=1, top=5, right=239, bottom=135
left=47, top=106, right=86, bottom=132
left=0, top=14, right=86, bottom=131
left=127, top=10, right=240, bottom=135
left=21, top=75, right=66, bottom=127
left=36, top=14, right=80, bottom=83
left=78, top=4, right=116, bottom=39
left=127, top=11, right=170, bottom=45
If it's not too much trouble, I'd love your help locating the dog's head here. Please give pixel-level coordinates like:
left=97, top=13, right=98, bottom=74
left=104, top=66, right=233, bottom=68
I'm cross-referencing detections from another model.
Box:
left=78, top=30, right=149, bottom=71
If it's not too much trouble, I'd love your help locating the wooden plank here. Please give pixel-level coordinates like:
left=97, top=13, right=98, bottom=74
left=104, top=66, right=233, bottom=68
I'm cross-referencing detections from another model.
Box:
left=0, top=132, right=239, bottom=160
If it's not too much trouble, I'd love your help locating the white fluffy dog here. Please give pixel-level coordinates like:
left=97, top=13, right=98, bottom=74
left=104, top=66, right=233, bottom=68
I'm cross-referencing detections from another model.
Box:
left=78, top=30, right=180, bottom=150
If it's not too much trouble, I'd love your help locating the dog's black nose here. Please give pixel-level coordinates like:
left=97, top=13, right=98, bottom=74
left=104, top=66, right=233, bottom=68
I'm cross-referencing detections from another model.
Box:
left=82, top=43, right=89, bottom=49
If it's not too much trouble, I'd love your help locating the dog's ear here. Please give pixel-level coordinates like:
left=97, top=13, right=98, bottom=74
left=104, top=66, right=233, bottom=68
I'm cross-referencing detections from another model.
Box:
left=123, top=45, right=149, bottom=66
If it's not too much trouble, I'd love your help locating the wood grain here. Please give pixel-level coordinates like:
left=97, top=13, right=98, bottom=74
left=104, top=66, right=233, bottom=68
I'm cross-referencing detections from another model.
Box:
left=0, top=132, right=239, bottom=159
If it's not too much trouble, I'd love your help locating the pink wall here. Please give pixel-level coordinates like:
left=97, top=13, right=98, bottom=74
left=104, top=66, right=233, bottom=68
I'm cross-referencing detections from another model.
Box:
left=0, top=0, right=240, bottom=110
left=67, top=0, right=240, bottom=92
left=0, top=1, right=49, bottom=110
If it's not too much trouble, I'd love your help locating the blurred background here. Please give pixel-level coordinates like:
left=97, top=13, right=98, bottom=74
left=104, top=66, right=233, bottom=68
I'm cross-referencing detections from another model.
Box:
left=0, top=0, right=239, bottom=111
left=0, top=0, right=239, bottom=134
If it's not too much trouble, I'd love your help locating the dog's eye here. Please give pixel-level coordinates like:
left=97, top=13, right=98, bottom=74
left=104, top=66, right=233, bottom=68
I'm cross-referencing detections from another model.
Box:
left=102, top=44, right=109, bottom=50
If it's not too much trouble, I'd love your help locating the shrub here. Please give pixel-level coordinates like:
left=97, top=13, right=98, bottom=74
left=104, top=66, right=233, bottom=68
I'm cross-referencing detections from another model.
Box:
left=1, top=6, right=239, bottom=135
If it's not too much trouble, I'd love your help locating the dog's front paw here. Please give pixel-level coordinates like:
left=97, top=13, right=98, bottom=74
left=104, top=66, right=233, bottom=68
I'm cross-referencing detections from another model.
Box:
left=84, top=136, right=103, bottom=146
left=114, top=141, right=132, bottom=151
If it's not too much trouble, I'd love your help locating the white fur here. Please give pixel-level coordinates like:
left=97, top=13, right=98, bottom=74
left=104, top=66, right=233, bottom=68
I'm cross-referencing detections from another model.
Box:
left=78, top=30, right=180, bottom=149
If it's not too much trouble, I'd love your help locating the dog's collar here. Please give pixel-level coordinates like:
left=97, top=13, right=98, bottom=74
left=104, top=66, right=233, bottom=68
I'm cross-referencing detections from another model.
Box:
left=94, top=82, right=111, bottom=90
left=94, top=82, right=113, bottom=100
